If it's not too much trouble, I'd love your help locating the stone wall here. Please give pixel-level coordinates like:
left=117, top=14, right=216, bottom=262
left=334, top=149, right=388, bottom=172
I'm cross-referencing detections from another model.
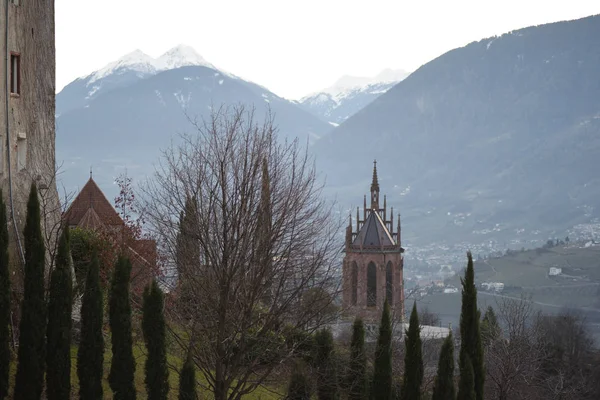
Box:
left=1, top=0, right=60, bottom=283
left=342, top=251, right=404, bottom=323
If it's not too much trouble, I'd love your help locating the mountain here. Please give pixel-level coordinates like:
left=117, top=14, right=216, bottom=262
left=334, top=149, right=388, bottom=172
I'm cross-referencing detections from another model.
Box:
left=313, top=14, right=600, bottom=254
left=56, top=46, right=332, bottom=198
left=298, top=69, right=410, bottom=125
left=56, top=45, right=216, bottom=116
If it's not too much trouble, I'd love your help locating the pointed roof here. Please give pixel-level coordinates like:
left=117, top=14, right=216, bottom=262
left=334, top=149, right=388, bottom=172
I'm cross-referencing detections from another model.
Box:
left=371, top=159, right=379, bottom=193
left=63, top=178, right=123, bottom=227
left=77, top=208, right=105, bottom=230
left=352, top=210, right=395, bottom=248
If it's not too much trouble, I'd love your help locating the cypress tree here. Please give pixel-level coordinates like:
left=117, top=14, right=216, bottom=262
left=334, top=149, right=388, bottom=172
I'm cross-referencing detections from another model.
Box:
left=458, top=252, right=484, bottom=400
left=143, top=280, right=169, bottom=400
left=287, top=362, right=311, bottom=400
left=314, top=328, right=338, bottom=400
left=46, top=227, right=73, bottom=400
left=456, top=356, right=475, bottom=400
left=77, top=251, right=104, bottom=400
left=480, top=306, right=500, bottom=347
left=432, top=332, right=456, bottom=400
left=401, top=302, right=423, bottom=400
left=0, top=191, right=9, bottom=400
left=14, top=183, right=47, bottom=400
left=175, top=197, right=199, bottom=318
left=178, top=352, right=197, bottom=400
left=348, top=317, right=367, bottom=400
left=109, top=255, right=136, bottom=400
left=371, top=300, right=392, bottom=400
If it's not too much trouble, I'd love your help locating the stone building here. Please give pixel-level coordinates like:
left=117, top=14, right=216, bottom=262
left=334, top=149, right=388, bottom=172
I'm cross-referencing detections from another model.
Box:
left=342, top=161, right=405, bottom=322
left=1, top=0, right=60, bottom=272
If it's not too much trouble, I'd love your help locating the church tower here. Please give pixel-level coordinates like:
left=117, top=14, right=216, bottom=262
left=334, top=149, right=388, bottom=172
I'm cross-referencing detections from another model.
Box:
left=342, top=161, right=405, bottom=322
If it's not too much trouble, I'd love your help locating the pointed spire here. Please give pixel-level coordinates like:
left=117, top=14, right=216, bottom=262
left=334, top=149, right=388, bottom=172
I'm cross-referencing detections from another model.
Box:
left=370, top=160, right=380, bottom=210
left=356, top=207, right=360, bottom=232
left=371, top=159, right=379, bottom=192
left=363, top=195, right=367, bottom=219
left=90, top=165, right=93, bottom=180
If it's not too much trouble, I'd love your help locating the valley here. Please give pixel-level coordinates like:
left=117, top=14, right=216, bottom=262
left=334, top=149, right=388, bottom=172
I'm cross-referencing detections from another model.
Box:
left=55, top=15, right=600, bottom=284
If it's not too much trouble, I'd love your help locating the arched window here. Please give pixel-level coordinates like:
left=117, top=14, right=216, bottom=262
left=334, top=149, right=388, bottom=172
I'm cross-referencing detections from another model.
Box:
left=367, top=262, right=377, bottom=307
left=386, top=262, right=393, bottom=305
left=351, top=262, right=358, bottom=306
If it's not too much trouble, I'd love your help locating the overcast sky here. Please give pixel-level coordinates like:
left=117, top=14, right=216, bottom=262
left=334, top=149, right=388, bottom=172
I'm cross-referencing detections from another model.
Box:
left=56, top=0, right=600, bottom=99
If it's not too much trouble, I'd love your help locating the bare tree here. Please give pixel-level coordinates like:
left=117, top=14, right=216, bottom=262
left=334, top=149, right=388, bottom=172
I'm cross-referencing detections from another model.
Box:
left=141, top=105, right=342, bottom=400
left=534, top=309, right=595, bottom=400
left=484, top=296, right=546, bottom=400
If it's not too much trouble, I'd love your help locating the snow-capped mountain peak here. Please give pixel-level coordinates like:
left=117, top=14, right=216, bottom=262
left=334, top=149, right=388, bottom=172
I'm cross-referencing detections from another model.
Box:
left=88, top=49, right=157, bottom=84
left=84, top=44, right=214, bottom=85
left=156, top=44, right=214, bottom=70
left=319, top=68, right=411, bottom=97
left=298, top=68, right=411, bottom=125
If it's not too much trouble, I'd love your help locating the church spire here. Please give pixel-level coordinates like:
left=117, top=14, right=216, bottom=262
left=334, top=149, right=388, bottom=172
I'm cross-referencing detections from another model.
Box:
left=370, top=159, right=380, bottom=210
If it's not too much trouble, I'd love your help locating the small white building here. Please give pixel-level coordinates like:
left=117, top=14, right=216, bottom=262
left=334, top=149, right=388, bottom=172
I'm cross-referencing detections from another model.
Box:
left=549, top=267, right=562, bottom=276
left=444, top=287, right=459, bottom=294
left=481, top=282, right=504, bottom=292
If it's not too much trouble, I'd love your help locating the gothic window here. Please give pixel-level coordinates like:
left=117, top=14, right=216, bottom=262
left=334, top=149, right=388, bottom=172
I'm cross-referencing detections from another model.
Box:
left=367, top=262, right=376, bottom=307
left=351, top=262, right=358, bottom=306
left=386, top=262, right=393, bottom=305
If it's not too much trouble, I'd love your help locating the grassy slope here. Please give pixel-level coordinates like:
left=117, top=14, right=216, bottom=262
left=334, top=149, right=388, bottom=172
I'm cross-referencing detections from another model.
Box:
left=7, top=341, right=281, bottom=399
left=418, top=244, right=600, bottom=342
left=443, top=244, right=600, bottom=308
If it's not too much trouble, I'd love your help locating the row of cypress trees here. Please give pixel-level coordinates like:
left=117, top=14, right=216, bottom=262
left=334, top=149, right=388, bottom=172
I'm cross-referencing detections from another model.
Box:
left=0, top=184, right=196, bottom=399
left=286, top=251, right=483, bottom=400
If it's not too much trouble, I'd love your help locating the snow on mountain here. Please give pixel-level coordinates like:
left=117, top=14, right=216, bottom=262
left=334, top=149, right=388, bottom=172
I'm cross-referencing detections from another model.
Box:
left=155, top=44, right=215, bottom=70
left=57, top=44, right=220, bottom=116
left=298, top=69, right=411, bottom=124
left=88, top=49, right=158, bottom=84
left=313, top=68, right=411, bottom=98
left=85, top=44, right=213, bottom=84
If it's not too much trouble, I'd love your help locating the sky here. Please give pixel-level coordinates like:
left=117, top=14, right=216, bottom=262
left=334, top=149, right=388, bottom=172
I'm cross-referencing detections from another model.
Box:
left=56, top=0, right=600, bottom=100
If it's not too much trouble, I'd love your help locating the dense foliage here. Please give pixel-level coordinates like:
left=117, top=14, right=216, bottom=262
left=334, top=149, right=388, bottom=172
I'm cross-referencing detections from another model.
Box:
left=143, top=280, right=169, bottom=400
left=457, top=356, right=476, bottom=400
left=347, top=317, right=367, bottom=400
left=178, top=354, right=197, bottom=400
left=432, top=332, right=456, bottom=400
left=371, top=301, right=392, bottom=400
left=458, top=252, right=484, bottom=400
left=401, top=302, right=423, bottom=400
left=108, top=256, right=137, bottom=399
left=78, top=252, right=105, bottom=400
left=287, top=362, right=312, bottom=400
left=46, top=227, right=73, bottom=400
left=14, top=184, right=47, bottom=400
left=314, top=329, right=338, bottom=400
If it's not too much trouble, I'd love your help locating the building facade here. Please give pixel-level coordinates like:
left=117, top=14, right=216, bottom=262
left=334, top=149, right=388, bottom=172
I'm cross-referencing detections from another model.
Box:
left=342, top=161, right=405, bottom=322
left=1, top=0, right=59, bottom=271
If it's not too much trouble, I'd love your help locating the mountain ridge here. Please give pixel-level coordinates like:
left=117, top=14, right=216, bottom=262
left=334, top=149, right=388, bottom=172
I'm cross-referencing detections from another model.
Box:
left=298, top=69, right=411, bottom=124
left=313, top=14, right=600, bottom=252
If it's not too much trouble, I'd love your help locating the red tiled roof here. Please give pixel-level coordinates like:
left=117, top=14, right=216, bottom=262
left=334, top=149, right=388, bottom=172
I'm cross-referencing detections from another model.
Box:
left=77, top=208, right=105, bottom=230
left=63, top=178, right=123, bottom=227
